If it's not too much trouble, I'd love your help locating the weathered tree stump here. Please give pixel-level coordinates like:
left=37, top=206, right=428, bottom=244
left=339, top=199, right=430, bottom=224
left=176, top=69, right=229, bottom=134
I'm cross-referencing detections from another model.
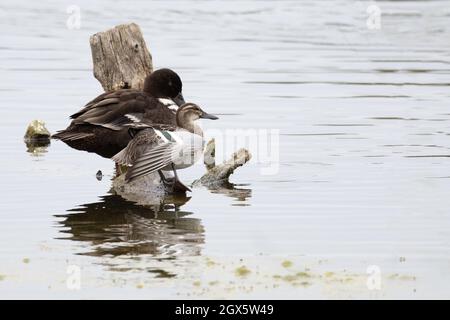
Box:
left=90, top=23, right=250, bottom=204
left=90, top=23, right=153, bottom=91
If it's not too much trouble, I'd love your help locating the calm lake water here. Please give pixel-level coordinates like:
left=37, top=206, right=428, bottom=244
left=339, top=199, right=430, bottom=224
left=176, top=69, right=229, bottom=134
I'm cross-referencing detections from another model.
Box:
left=1, top=0, right=450, bottom=299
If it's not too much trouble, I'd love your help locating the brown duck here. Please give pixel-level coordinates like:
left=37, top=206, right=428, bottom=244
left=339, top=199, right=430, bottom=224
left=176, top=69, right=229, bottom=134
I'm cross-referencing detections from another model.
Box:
left=112, top=103, right=218, bottom=192
left=52, top=68, right=185, bottom=158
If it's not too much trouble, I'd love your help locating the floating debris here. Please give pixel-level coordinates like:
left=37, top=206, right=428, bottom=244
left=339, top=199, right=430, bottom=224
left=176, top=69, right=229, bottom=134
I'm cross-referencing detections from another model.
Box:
left=297, top=281, right=312, bottom=287
left=235, top=265, right=251, bottom=277
left=193, top=145, right=251, bottom=187
left=296, top=271, right=311, bottom=278
left=206, top=260, right=216, bottom=267
left=282, top=275, right=297, bottom=282
left=389, top=273, right=416, bottom=281
left=281, top=260, right=293, bottom=268
left=22, top=258, right=30, bottom=264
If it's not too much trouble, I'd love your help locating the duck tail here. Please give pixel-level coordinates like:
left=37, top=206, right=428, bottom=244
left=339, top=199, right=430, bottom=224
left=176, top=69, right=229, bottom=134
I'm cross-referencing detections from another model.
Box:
left=51, top=130, right=94, bottom=141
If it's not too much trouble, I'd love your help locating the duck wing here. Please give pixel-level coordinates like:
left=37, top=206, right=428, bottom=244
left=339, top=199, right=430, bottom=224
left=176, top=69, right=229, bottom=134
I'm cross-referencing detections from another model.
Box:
left=112, top=126, right=188, bottom=182
left=124, top=131, right=203, bottom=183
left=70, top=89, right=138, bottom=119
left=112, top=128, right=156, bottom=166
left=122, top=122, right=178, bottom=134
left=111, top=125, right=176, bottom=166
left=124, top=142, right=180, bottom=182
left=70, top=90, right=177, bottom=131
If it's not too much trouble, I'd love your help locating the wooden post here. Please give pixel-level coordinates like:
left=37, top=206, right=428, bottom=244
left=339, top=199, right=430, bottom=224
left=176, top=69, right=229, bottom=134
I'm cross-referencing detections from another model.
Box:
left=90, top=23, right=153, bottom=91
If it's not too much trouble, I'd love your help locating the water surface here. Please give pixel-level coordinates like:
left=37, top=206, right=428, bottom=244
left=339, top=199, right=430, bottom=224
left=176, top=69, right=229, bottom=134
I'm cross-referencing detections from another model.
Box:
left=1, top=0, right=450, bottom=299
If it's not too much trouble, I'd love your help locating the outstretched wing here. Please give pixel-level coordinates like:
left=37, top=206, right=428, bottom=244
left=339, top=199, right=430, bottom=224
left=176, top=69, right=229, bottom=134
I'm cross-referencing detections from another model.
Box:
left=111, top=125, right=176, bottom=167
left=124, top=142, right=179, bottom=182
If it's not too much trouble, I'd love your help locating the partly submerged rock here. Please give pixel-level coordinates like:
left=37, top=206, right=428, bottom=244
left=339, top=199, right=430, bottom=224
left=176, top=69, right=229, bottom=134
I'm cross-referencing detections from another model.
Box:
left=24, top=120, right=51, bottom=156
left=24, top=120, right=51, bottom=141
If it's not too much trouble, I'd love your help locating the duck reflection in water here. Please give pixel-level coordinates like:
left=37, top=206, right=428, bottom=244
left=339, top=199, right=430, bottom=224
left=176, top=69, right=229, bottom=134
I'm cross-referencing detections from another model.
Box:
left=55, top=193, right=204, bottom=258
left=54, top=172, right=251, bottom=277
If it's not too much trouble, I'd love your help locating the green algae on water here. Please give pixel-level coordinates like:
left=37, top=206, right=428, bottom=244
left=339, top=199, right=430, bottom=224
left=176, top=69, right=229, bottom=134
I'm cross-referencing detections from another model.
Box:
left=193, top=281, right=201, bottom=287
left=281, top=260, right=293, bottom=268
left=235, top=266, right=251, bottom=277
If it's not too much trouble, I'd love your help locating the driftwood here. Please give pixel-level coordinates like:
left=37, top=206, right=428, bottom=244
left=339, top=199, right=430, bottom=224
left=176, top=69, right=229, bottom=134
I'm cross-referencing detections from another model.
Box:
left=192, top=139, right=251, bottom=187
left=90, top=23, right=250, bottom=203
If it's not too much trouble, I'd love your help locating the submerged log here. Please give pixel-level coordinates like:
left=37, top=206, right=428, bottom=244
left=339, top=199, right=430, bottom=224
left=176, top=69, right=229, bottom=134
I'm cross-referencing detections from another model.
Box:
left=90, top=23, right=250, bottom=201
left=192, top=139, right=252, bottom=187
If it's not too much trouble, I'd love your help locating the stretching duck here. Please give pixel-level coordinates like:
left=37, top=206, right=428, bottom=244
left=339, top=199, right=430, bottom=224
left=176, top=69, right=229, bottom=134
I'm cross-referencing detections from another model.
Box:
left=112, top=103, right=218, bottom=192
left=53, top=68, right=185, bottom=158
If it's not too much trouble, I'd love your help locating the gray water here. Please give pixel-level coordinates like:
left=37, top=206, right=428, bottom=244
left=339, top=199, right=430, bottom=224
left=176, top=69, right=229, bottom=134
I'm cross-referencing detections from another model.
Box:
left=1, top=0, right=450, bottom=299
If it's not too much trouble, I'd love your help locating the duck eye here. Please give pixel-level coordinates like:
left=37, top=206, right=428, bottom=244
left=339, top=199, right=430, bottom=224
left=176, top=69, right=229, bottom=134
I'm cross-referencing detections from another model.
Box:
left=168, top=81, right=172, bottom=86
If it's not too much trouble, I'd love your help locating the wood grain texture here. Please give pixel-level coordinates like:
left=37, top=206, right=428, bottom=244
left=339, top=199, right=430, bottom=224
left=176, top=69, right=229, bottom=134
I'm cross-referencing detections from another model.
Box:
left=194, top=139, right=252, bottom=187
left=90, top=23, right=153, bottom=91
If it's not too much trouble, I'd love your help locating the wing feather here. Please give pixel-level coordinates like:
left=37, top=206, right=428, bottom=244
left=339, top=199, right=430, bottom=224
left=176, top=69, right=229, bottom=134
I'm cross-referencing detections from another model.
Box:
left=52, top=131, right=94, bottom=141
left=125, top=144, right=178, bottom=182
left=68, top=90, right=177, bottom=131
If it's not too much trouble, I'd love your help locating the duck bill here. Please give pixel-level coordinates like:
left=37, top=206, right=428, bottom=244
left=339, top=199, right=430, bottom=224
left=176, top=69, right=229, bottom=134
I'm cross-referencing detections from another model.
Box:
left=173, top=92, right=185, bottom=106
left=200, top=112, right=219, bottom=120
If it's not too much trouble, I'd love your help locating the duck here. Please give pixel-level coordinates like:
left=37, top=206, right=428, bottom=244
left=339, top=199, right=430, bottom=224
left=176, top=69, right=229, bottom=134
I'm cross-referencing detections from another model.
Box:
left=52, top=68, right=185, bottom=159
left=112, top=103, right=218, bottom=193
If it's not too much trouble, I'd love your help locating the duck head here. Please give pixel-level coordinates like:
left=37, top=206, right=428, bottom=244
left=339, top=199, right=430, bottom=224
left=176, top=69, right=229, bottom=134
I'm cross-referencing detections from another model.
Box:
left=176, top=103, right=218, bottom=133
left=143, top=68, right=185, bottom=106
